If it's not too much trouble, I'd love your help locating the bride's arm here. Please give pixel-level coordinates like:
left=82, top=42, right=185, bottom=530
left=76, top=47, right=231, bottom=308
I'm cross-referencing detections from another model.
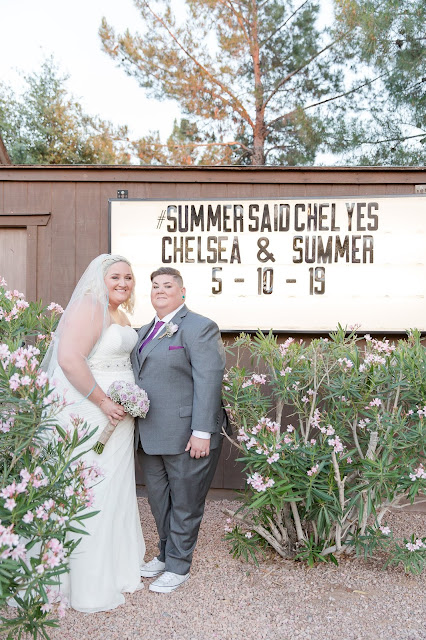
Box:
left=57, top=298, right=125, bottom=424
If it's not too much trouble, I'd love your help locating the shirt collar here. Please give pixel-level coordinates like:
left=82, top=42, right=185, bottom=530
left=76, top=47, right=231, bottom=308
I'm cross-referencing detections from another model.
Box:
left=155, top=303, right=185, bottom=325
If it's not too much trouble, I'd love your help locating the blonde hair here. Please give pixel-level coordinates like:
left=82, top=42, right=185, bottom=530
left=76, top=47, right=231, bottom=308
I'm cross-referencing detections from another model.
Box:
left=103, top=255, right=136, bottom=314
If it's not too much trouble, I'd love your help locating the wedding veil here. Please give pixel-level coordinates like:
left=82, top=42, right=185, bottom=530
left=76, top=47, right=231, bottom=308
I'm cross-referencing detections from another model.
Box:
left=41, top=253, right=134, bottom=399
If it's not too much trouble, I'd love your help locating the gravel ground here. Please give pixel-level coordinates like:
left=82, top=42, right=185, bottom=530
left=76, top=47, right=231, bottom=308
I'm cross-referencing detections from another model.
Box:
left=48, top=498, right=425, bottom=640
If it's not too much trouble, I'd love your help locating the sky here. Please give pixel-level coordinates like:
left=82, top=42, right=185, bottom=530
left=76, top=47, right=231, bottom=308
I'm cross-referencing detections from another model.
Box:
left=0, top=0, right=181, bottom=140
left=0, top=0, right=334, bottom=148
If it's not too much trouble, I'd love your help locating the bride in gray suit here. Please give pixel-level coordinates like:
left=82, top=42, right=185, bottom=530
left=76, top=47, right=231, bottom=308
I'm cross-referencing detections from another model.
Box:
left=131, top=266, right=227, bottom=593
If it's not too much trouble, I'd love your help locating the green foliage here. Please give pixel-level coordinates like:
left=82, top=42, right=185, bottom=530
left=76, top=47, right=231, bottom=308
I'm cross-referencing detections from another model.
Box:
left=330, top=0, right=425, bottom=164
left=224, top=523, right=265, bottom=565
left=100, top=0, right=425, bottom=165
left=223, top=328, right=426, bottom=573
left=0, top=277, right=102, bottom=638
left=0, top=57, right=131, bottom=165
left=294, top=534, right=338, bottom=568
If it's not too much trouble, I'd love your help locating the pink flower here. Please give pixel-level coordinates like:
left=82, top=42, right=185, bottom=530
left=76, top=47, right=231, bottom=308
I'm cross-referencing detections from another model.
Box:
left=267, top=453, right=280, bottom=464
left=405, top=540, right=425, bottom=552
left=380, top=526, right=391, bottom=535
left=310, top=408, right=321, bottom=428
left=245, top=532, right=253, bottom=539
left=280, top=366, right=292, bottom=376
left=36, top=506, right=47, bottom=520
left=35, top=371, right=49, bottom=388
left=337, top=357, right=354, bottom=370
left=279, top=337, right=294, bottom=356
left=47, top=302, right=64, bottom=314
left=9, top=373, right=21, bottom=391
left=307, top=464, right=319, bottom=476
left=5, top=498, right=16, bottom=511
left=286, top=425, right=294, bottom=432
left=10, top=544, right=26, bottom=561
left=328, top=435, right=344, bottom=453
left=15, top=481, right=28, bottom=494
left=252, top=374, right=266, bottom=384
left=368, top=398, right=382, bottom=408
left=247, top=472, right=275, bottom=492
left=1, top=482, right=16, bottom=499
left=237, top=428, right=249, bottom=443
left=409, top=464, right=426, bottom=481
left=20, top=469, right=31, bottom=482
left=23, top=511, right=34, bottom=523
left=45, top=555, right=61, bottom=568
left=0, top=344, right=11, bottom=360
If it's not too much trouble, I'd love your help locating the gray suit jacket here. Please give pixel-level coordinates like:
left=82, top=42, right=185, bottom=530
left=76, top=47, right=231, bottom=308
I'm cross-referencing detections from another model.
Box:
left=131, top=305, right=227, bottom=455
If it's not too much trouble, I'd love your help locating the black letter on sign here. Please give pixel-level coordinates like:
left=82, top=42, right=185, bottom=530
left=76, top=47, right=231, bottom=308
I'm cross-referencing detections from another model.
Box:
left=230, top=236, right=241, bottom=264
left=162, top=237, right=172, bottom=263
left=368, top=203, right=379, bottom=230
left=293, top=236, right=303, bottom=263
left=167, top=206, right=177, bottom=232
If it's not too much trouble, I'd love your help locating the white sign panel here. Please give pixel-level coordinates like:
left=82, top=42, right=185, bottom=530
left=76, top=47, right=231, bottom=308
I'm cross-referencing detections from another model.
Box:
left=109, top=196, right=426, bottom=331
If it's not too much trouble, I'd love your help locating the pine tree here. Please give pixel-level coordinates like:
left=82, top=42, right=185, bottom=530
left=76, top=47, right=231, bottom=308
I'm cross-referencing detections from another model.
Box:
left=100, top=0, right=425, bottom=165
left=0, top=58, right=132, bottom=165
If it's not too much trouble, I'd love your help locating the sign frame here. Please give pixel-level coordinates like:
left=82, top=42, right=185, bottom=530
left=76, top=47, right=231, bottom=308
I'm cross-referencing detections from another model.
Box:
left=108, top=194, right=426, bottom=334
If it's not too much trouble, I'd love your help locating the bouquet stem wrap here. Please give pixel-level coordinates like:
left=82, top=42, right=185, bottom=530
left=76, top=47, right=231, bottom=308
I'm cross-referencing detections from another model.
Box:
left=93, top=381, right=149, bottom=454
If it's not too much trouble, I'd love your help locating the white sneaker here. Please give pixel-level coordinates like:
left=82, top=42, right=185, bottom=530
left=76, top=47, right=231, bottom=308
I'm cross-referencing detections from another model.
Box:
left=140, top=557, right=166, bottom=578
left=149, top=571, right=190, bottom=593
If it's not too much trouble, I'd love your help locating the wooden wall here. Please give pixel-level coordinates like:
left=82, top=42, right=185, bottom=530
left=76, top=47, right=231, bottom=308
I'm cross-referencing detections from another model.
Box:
left=1, top=165, right=425, bottom=489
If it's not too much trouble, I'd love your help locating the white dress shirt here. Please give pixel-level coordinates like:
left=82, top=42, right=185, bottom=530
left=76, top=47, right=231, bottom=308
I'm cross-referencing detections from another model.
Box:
left=149, top=305, right=210, bottom=441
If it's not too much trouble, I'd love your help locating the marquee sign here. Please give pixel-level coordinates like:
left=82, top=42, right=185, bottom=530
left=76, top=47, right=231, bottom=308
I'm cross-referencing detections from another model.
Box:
left=109, top=196, right=426, bottom=332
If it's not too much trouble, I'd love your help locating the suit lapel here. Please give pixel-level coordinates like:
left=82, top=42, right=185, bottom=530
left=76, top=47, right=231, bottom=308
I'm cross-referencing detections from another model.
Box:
left=138, top=305, right=189, bottom=371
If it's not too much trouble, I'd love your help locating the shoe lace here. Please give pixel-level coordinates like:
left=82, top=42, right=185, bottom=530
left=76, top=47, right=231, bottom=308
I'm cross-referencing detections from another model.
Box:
left=159, top=572, right=177, bottom=585
left=145, top=557, right=160, bottom=568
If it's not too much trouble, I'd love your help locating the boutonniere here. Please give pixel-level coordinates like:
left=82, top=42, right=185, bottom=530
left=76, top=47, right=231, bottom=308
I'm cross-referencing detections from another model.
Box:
left=158, top=322, right=179, bottom=339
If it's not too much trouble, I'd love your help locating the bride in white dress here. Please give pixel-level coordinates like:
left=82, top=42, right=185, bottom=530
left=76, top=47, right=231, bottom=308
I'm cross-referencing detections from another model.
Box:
left=42, top=254, right=145, bottom=612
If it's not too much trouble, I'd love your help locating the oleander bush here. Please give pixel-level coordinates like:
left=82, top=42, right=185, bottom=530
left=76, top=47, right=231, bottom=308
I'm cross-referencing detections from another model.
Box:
left=223, top=327, right=426, bottom=574
left=0, top=278, right=101, bottom=639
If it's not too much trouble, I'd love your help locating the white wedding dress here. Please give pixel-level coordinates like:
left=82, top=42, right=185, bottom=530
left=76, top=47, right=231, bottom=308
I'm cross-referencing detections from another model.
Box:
left=52, top=323, right=145, bottom=613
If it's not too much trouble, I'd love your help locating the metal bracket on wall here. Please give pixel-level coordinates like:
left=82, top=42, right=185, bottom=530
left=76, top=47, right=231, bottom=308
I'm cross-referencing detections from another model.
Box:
left=117, top=190, right=128, bottom=199
left=415, top=185, right=426, bottom=193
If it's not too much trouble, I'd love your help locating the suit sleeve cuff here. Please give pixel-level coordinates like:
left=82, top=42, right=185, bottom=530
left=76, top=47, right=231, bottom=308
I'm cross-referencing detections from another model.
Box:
left=192, top=430, right=211, bottom=440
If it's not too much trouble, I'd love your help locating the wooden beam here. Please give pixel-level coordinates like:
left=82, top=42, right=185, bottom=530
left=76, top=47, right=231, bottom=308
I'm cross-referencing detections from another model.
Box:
left=0, top=165, right=424, bottom=185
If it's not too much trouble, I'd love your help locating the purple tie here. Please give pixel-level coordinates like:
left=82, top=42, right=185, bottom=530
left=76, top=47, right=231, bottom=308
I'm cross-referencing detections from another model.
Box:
left=139, top=320, right=164, bottom=352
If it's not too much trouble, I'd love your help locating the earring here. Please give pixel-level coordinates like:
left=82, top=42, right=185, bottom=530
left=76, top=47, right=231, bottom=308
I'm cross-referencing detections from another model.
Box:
left=182, top=295, right=185, bottom=299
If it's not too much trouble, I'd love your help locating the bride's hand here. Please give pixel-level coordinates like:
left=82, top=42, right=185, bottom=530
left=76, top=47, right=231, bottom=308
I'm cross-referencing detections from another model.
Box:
left=99, top=397, right=126, bottom=426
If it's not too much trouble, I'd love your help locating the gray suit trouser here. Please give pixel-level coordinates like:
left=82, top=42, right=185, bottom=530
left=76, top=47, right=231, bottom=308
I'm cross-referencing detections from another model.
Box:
left=141, top=440, right=222, bottom=575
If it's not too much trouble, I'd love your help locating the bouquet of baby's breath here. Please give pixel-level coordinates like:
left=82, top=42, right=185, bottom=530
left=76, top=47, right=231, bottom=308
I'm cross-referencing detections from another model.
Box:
left=93, top=381, right=149, bottom=454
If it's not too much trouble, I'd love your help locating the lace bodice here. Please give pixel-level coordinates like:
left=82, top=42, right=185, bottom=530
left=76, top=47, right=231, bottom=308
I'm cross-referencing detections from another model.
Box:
left=88, top=324, right=138, bottom=372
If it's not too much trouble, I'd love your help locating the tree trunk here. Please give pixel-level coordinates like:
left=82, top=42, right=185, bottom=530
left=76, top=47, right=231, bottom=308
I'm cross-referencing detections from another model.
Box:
left=250, top=0, right=266, bottom=166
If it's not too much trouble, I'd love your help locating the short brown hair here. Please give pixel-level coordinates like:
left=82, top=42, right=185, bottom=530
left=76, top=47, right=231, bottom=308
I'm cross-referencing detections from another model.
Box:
left=150, top=267, right=183, bottom=288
